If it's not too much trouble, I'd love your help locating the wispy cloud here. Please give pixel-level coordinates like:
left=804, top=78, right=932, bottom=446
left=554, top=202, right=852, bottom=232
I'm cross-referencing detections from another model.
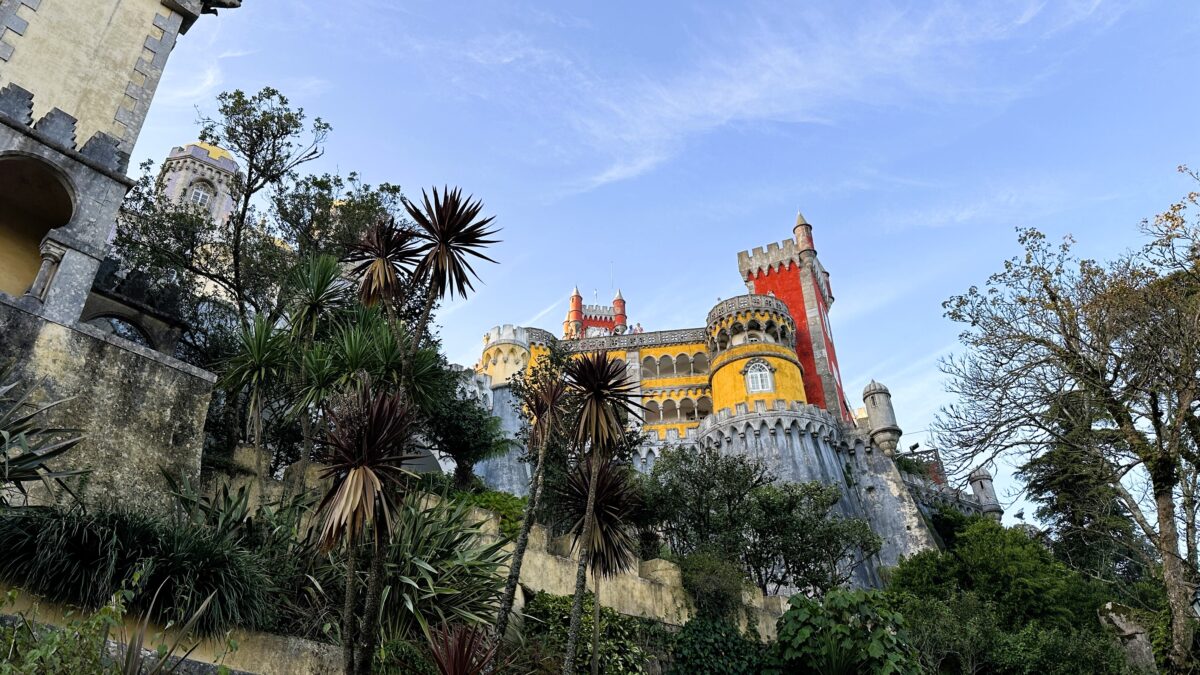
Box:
left=158, top=64, right=223, bottom=106
left=522, top=297, right=562, bottom=327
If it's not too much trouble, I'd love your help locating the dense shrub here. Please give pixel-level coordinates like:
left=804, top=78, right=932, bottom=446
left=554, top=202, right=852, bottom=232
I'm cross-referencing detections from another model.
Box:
left=680, top=551, right=751, bottom=622
left=522, top=591, right=655, bottom=674
left=373, top=491, right=509, bottom=641
left=668, top=618, right=763, bottom=675
left=769, top=588, right=918, bottom=675
left=0, top=506, right=271, bottom=635
left=456, top=489, right=526, bottom=540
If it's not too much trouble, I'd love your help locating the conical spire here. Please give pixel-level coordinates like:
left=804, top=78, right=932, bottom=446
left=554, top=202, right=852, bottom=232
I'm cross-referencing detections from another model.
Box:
left=571, top=285, right=581, bottom=297
left=614, top=288, right=623, bottom=301
left=794, top=208, right=815, bottom=252
left=795, top=209, right=809, bottom=227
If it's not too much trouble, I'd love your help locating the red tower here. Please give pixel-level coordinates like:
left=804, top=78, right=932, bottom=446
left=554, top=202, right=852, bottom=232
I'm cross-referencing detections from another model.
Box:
left=613, top=289, right=627, bottom=335
left=562, top=286, right=584, bottom=338
left=737, top=212, right=852, bottom=421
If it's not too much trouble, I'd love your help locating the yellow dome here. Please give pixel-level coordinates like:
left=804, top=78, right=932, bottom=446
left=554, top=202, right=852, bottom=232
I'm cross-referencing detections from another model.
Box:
left=188, top=141, right=234, bottom=163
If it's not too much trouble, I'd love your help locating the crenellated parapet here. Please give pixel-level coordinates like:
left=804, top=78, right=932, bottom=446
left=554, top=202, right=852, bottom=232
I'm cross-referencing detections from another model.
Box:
left=564, top=327, right=707, bottom=353
left=736, top=239, right=804, bottom=280
left=482, top=323, right=531, bottom=350
left=0, top=84, right=126, bottom=176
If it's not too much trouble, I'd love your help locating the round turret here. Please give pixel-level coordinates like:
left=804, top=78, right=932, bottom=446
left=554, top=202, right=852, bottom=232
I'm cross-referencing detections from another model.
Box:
left=613, top=289, right=627, bottom=335
left=862, top=379, right=901, bottom=456
left=968, top=467, right=1003, bottom=521
left=704, top=294, right=805, bottom=414
left=564, top=286, right=584, bottom=338
left=478, top=324, right=531, bottom=385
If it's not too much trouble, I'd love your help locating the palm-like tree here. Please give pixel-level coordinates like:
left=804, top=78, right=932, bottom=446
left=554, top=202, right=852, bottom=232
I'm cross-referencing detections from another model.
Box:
left=560, top=352, right=641, bottom=675
left=495, top=372, right=569, bottom=641
left=561, top=457, right=640, bottom=675
left=316, top=377, right=420, bottom=675
left=343, top=217, right=421, bottom=310
left=222, top=314, right=288, bottom=453
left=404, top=186, right=499, bottom=349
left=284, top=254, right=348, bottom=489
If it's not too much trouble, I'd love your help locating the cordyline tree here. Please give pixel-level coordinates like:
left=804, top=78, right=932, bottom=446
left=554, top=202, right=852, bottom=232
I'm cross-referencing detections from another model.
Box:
left=935, top=170, right=1200, bottom=672
left=560, top=352, right=642, bottom=675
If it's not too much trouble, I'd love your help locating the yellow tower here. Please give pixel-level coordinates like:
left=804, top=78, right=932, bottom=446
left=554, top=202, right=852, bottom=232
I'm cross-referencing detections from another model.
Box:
left=705, top=294, right=806, bottom=414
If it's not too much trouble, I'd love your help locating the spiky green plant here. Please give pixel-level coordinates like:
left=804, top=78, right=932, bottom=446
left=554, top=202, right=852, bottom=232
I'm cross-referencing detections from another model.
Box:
left=404, top=186, right=499, bottom=349
left=316, top=377, right=420, bottom=675
left=0, top=369, right=85, bottom=506
left=560, top=352, right=641, bottom=675
left=222, top=314, right=289, bottom=449
left=560, top=458, right=640, bottom=675
left=376, top=491, right=508, bottom=643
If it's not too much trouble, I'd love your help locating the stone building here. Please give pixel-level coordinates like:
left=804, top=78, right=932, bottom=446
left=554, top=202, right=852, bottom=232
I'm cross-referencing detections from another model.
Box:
left=473, top=214, right=1002, bottom=584
left=0, top=0, right=239, bottom=512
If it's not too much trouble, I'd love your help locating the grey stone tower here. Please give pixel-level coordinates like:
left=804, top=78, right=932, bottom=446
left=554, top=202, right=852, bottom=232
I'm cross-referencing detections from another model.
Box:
left=969, top=467, right=1003, bottom=521
left=863, top=380, right=901, bottom=456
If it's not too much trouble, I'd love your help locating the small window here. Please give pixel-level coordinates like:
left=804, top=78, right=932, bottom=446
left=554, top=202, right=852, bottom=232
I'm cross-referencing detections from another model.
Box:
left=745, top=360, right=773, bottom=393
left=190, top=183, right=214, bottom=209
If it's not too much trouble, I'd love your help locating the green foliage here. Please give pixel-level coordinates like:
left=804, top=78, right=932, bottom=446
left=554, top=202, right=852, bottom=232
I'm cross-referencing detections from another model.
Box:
left=891, top=519, right=1100, bottom=628
left=374, top=491, right=509, bottom=641
left=667, top=618, right=763, bottom=675
left=0, top=507, right=271, bottom=636
left=0, top=590, right=114, bottom=674
left=646, top=447, right=879, bottom=597
left=893, top=455, right=931, bottom=479
left=456, top=488, right=526, bottom=540
left=0, top=368, right=86, bottom=506
left=989, top=621, right=1129, bottom=675
left=424, top=366, right=514, bottom=490
left=522, top=591, right=651, bottom=674
left=769, top=588, right=918, bottom=675
left=679, top=552, right=750, bottom=622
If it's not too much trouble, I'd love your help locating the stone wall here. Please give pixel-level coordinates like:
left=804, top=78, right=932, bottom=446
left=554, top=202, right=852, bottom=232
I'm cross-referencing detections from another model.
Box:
left=0, top=297, right=213, bottom=514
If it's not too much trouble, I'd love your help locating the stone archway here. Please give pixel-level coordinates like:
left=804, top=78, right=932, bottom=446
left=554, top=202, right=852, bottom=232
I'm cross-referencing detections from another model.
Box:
left=0, top=155, right=74, bottom=297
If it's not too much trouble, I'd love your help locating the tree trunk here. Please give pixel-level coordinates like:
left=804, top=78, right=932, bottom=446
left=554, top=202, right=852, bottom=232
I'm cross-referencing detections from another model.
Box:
left=453, top=461, right=475, bottom=492
left=1153, top=471, right=1195, bottom=673
left=342, top=543, right=361, bottom=675
left=410, top=283, right=438, bottom=356
left=495, top=438, right=549, bottom=641
left=562, top=455, right=603, bottom=675
left=355, top=546, right=387, bottom=675
left=591, top=579, right=601, bottom=675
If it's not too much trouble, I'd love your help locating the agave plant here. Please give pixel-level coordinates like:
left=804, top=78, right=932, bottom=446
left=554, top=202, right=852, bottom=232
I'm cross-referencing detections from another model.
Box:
left=495, top=371, right=569, bottom=642
left=560, top=352, right=641, bottom=675
left=560, top=458, right=640, bottom=675
left=315, top=376, right=420, bottom=675
left=404, top=186, right=500, bottom=349
left=343, top=217, right=421, bottom=309
left=0, top=369, right=84, bottom=506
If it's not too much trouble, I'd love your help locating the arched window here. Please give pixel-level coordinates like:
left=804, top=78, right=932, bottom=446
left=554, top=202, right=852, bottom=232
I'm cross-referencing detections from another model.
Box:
left=190, top=182, right=215, bottom=209
left=744, top=359, right=774, bottom=393
left=85, top=315, right=152, bottom=348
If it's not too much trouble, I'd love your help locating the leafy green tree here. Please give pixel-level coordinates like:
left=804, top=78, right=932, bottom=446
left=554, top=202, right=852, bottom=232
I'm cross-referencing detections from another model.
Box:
left=645, top=446, right=879, bottom=597
left=934, top=192, right=1200, bottom=669
left=744, top=481, right=880, bottom=596
left=423, top=367, right=514, bottom=490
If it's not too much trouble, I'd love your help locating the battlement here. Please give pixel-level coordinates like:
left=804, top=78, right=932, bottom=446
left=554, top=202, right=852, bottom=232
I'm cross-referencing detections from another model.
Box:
left=166, top=142, right=240, bottom=173
left=582, top=303, right=615, bottom=318
left=695, top=398, right=845, bottom=438
left=563, top=327, right=707, bottom=353
left=481, top=324, right=530, bottom=350
left=525, top=327, right=556, bottom=346
left=737, top=238, right=803, bottom=278
left=0, top=84, right=128, bottom=176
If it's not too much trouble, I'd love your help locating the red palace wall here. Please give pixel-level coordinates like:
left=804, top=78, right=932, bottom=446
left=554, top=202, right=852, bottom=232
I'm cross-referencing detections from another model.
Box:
left=747, top=262, right=828, bottom=411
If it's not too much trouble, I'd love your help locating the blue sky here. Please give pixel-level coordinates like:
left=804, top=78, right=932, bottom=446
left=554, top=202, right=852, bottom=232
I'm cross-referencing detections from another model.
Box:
left=136, top=1, right=1200, bottom=516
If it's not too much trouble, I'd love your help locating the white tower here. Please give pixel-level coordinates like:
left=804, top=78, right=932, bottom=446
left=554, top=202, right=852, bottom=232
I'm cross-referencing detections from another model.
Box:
left=968, top=467, right=1003, bottom=521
